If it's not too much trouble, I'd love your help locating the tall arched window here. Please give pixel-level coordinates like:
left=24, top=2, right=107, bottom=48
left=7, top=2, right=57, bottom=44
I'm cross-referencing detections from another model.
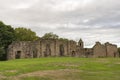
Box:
left=59, top=44, right=64, bottom=56
left=45, top=44, right=51, bottom=56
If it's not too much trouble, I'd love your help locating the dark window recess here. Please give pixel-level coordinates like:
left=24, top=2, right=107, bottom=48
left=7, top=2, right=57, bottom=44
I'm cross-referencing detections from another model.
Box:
left=33, top=50, right=37, bottom=58
left=16, top=51, right=21, bottom=59
left=72, top=51, right=76, bottom=56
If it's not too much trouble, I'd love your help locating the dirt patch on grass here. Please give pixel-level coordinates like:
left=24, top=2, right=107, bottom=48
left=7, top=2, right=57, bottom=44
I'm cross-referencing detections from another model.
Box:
left=5, top=70, right=17, bottom=73
left=115, top=62, right=120, bottom=64
left=0, top=74, right=6, bottom=79
left=20, top=69, right=80, bottom=77
left=9, top=69, right=81, bottom=80
left=62, top=63, right=79, bottom=67
left=96, top=59, right=109, bottom=63
left=0, top=70, right=18, bottom=80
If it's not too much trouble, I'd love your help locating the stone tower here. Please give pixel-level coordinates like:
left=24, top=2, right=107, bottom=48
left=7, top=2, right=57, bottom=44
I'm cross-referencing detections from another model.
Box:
left=78, top=39, right=84, bottom=49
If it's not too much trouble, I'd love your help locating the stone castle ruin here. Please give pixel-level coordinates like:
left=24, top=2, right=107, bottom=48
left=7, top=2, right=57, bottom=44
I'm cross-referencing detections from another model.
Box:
left=7, top=39, right=119, bottom=60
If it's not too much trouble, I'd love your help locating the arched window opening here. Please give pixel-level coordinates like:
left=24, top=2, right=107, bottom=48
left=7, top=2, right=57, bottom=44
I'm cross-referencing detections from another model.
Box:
left=59, top=44, right=64, bottom=56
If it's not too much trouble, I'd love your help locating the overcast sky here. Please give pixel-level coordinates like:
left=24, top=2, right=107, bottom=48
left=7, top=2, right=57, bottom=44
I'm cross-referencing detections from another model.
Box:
left=0, top=0, right=120, bottom=47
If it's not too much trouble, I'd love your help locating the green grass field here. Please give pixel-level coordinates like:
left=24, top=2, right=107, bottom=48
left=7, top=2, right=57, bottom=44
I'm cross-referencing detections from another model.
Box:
left=0, top=57, right=120, bottom=80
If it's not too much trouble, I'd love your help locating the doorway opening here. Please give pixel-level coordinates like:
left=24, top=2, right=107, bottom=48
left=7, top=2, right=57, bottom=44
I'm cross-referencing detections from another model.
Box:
left=16, top=51, right=21, bottom=59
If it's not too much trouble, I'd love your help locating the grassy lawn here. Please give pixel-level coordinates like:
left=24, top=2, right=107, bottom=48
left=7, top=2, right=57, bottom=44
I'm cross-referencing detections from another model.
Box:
left=0, top=57, right=120, bottom=80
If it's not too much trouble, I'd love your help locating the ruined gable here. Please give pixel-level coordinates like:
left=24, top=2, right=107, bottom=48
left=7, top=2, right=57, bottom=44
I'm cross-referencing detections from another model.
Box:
left=93, top=42, right=107, bottom=57
left=105, top=42, right=119, bottom=57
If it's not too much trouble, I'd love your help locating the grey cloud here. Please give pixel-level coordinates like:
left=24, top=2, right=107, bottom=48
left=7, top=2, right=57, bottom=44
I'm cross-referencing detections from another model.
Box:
left=0, top=0, right=120, bottom=47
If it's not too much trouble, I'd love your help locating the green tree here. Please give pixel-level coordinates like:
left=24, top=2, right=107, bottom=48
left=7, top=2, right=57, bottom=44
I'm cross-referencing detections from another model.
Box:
left=59, top=38, right=69, bottom=42
left=0, top=21, right=16, bottom=60
left=42, top=32, right=59, bottom=39
left=15, top=27, right=39, bottom=41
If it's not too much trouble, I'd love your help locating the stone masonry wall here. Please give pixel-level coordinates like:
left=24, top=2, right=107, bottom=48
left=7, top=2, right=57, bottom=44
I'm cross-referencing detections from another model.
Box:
left=93, top=42, right=107, bottom=57
left=7, top=39, right=119, bottom=60
left=105, top=42, right=119, bottom=57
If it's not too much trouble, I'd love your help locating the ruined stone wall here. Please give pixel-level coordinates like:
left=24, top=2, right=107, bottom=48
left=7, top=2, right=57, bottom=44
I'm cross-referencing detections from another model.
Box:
left=93, top=42, right=107, bottom=57
left=40, top=39, right=56, bottom=57
left=7, top=39, right=119, bottom=60
left=7, top=41, right=32, bottom=60
left=7, top=39, right=77, bottom=60
left=69, top=40, right=77, bottom=56
left=76, top=46, right=84, bottom=57
left=55, top=40, right=64, bottom=56
left=31, top=40, right=41, bottom=58
left=105, top=43, right=119, bottom=57
left=83, top=48, right=93, bottom=58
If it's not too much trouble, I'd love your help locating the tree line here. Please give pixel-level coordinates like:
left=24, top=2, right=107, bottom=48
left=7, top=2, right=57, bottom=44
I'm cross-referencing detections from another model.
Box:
left=0, top=21, right=69, bottom=60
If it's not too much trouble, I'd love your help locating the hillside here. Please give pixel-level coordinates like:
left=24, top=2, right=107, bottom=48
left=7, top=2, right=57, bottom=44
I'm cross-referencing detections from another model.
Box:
left=0, top=57, right=120, bottom=80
